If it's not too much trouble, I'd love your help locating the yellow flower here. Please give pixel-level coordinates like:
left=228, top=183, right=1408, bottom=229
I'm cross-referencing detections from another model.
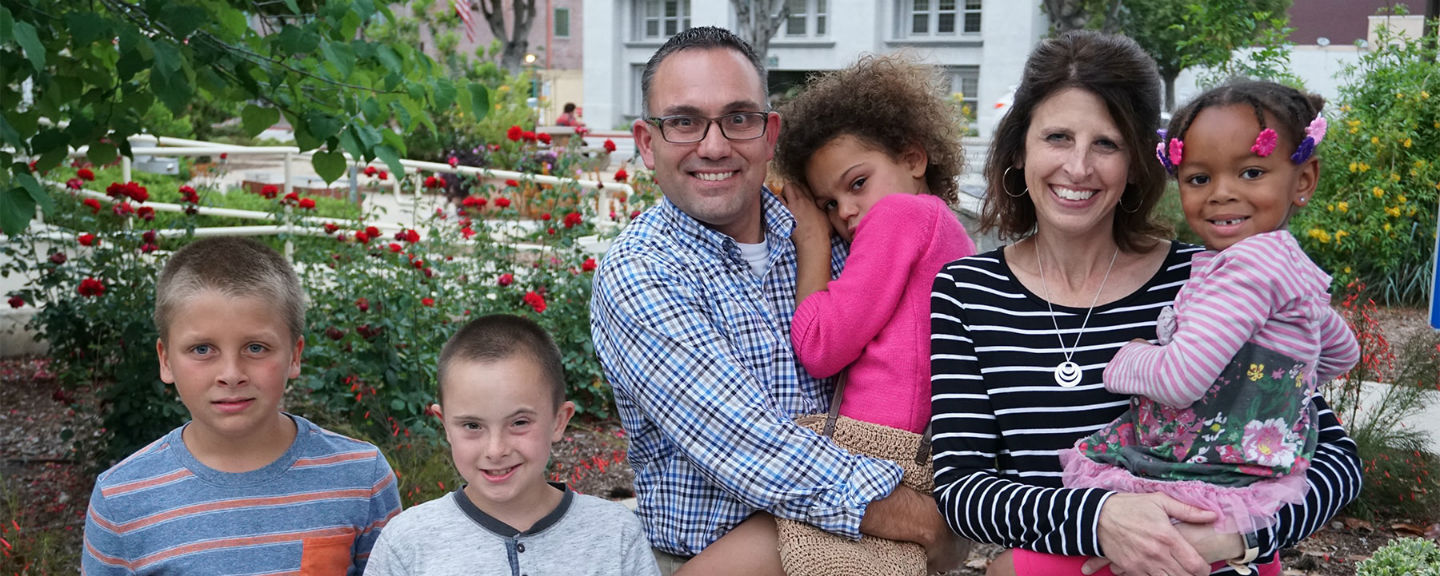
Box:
left=1410, top=207, right=1419, bottom=216
left=1423, top=91, right=1431, bottom=99
left=1327, top=203, right=1334, bottom=212
left=1335, top=229, right=1350, bottom=241
left=1337, top=201, right=1349, bottom=212
left=1359, top=162, right=1370, bottom=173
left=1384, top=222, right=1392, bottom=232
left=1416, top=160, right=1428, bottom=168
left=1373, top=186, right=1385, bottom=198
left=1397, top=92, right=1406, bottom=99
left=1344, top=266, right=1352, bottom=274
left=1386, top=206, right=1401, bottom=218
left=1342, top=105, right=1352, bottom=112
left=1349, top=161, right=1358, bottom=172
left=1391, top=173, right=1402, bottom=182
left=1371, top=136, right=1381, bottom=145
left=1404, top=138, right=1413, bottom=148
left=1398, top=195, right=1407, bottom=204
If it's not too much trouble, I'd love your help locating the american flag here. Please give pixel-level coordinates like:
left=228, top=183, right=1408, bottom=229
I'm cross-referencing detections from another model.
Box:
left=453, top=0, right=476, bottom=43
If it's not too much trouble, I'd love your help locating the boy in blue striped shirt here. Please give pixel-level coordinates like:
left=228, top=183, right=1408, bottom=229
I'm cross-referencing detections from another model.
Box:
left=82, top=237, right=401, bottom=574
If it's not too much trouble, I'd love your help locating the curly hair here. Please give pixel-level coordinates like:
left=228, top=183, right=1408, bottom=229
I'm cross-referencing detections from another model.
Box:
left=774, top=53, right=962, bottom=205
left=981, top=30, right=1168, bottom=252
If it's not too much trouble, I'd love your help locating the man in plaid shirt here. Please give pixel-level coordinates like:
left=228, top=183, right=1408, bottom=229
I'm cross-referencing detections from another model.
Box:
left=589, top=26, right=960, bottom=574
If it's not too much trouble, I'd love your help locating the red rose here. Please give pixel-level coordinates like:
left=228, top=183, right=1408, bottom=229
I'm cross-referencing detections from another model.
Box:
left=49, top=252, right=66, bottom=264
left=423, top=267, right=433, bottom=278
left=105, top=182, right=126, bottom=199
left=355, top=230, right=371, bottom=244
left=179, top=185, right=199, bottom=204
left=7, top=296, right=23, bottom=308
left=498, top=273, right=514, bottom=286
left=448, top=156, right=459, bottom=167
left=365, top=226, right=381, bottom=239
left=141, top=230, right=157, bottom=244
left=582, top=257, right=597, bottom=272
left=388, top=242, right=402, bottom=253
left=326, top=326, right=345, bottom=341
left=113, top=201, right=134, bottom=217
left=495, top=197, right=511, bottom=208
left=421, top=297, right=435, bottom=307
left=404, top=229, right=420, bottom=243
left=538, top=133, right=552, bottom=144
left=77, top=168, right=95, bottom=181
left=461, top=227, right=476, bottom=239
left=630, top=210, right=641, bottom=219
left=378, top=170, right=389, bottom=180
left=521, top=130, right=536, bottom=142
left=219, top=152, right=228, bottom=160
left=575, top=126, right=589, bottom=137
left=364, top=166, right=378, bottom=177
left=541, top=213, right=552, bottom=221
left=260, top=184, right=279, bottom=199
left=563, top=212, right=583, bottom=229
left=77, top=277, right=105, bottom=297
left=412, top=259, right=425, bottom=269
left=356, top=297, right=370, bottom=312
left=283, top=192, right=299, bottom=205
left=66, top=178, right=83, bottom=190
left=299, top=198, right=316, bottom=209
left=424, top=175, right=441, bottom=189
left=83, top=198, right=101, bottom=213
left=137, top=206, right=155, bottom=220
left=505, top=179, right=520, bottom=188
left=324, top=223, right=339, bottom=234
left=603, top=139, right=617, bottom=153
left=127, top=183, right=148, bottom=203
left=613, top=168, right=628, bottom=182
left=140, top=243, right=157, bottom=254
left=507, top=125, right=523, bottom=141
left=523, top=290, right=547, bottom=313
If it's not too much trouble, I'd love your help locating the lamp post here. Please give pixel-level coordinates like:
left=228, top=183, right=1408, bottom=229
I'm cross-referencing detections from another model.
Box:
left=524, top=53, right=541, bottom=124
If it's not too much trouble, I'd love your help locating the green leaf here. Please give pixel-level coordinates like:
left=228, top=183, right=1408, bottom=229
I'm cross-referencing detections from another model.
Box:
left=0, top=187, right=36, bottom=235
left=151, top=41, right=183, bottom=73
left=217, top=6, right=248, bottom=37
left=312, top=149, right=346, bottom=183
left=87, top=142, right=118, bottom=166
left=31, top=128, right=71, bottom=156
left=66, top=13, right=110, bottom=47
left=377, top=45, right=402, bottom=72
left=13, top=21, right=45, bottom=71
left=0, top=114, right=21, bottom=149
left=241, top=105, right=280, bottom=138
left=361, top=98, right=382, bottom=122
left=374, top=144, right=404, bottom=177
left=282, top=0, right=301, bottom=14
left=338, top=126, right=365, bottom=160
left=152, top=66, right=193, bottom=113
left=276, top=26, right=319, bottom=55
left=159, top=5, right=206, bottom=39
left=305, top=111, right=343, bottom=141
left=467, top=83, right=490, bottom=122
left=320, top=40, right=355, bottom=79
left=0, top=6, right=13, bottom=41
left=432, top=79, right=455, bottom=110
left=15, top=172, right=54, bottom=214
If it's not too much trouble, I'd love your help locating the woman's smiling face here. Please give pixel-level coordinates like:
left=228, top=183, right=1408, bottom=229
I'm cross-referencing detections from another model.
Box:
left=1020, top=87, right=1131, bottom=241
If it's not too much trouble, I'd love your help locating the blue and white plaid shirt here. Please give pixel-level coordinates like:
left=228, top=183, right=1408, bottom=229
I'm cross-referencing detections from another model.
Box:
left=590, top=190, right=903, bottom=556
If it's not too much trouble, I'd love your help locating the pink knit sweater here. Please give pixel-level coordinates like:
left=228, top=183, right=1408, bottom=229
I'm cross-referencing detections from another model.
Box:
left=792, top=193, right=976, bottom=433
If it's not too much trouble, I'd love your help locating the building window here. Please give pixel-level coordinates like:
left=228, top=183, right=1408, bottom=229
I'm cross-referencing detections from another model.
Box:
left=948, top=66, right=979, bottom=121
left=784, top=0, right=828, bottom=37
left=638, top=0, right=690, bottom=40
left=554, top=7, right=571, bottom=38
left=906, top=0, right=980, bottom=36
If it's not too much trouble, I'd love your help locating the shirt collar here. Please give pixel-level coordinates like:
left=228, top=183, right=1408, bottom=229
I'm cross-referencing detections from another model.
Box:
left=655, top=186, right=796, bottom=255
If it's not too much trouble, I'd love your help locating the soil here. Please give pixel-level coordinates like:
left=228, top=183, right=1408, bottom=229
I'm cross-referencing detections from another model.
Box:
left=2, top=303, right=1435, bottom=573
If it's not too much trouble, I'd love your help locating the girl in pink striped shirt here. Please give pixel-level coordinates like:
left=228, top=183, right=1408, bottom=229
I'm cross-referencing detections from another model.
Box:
left=1058, top=80, right=1360, bottom=554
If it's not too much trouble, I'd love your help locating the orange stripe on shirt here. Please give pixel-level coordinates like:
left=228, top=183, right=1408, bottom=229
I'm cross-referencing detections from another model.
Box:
left=114, top=489, right=373, bottom=534
left=370, top=472, right=396, bottom=495
left=101, top=468, right=193, bottom=498
left=132, top=526, right=356, bottom=569
left=292, top=450, right=376, bottom=469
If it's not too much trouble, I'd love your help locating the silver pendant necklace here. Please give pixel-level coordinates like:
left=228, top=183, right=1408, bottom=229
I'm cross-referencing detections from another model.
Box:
left=1035, top=239, right=1119, bottom=387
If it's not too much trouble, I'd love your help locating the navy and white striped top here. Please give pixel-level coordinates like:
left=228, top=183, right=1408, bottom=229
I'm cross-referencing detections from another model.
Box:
left=929, top=242, right=1362, bottom=573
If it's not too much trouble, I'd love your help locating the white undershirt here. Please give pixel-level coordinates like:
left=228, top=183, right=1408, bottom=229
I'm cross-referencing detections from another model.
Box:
left=736, top=240, right=770, bottom=278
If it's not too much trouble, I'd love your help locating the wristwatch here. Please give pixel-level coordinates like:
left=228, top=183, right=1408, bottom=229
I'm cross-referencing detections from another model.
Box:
left=1225, top=530, right=1260, bottom=575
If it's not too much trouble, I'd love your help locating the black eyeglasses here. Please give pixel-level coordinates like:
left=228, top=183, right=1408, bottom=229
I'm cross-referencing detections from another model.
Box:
left=644, top=112, right=771, bottom=143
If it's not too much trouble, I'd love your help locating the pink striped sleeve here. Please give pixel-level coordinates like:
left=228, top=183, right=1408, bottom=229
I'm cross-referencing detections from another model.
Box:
left=1104, top=245, right=1281, bottom=408
left=1313, top=306, right=1360, bottom=382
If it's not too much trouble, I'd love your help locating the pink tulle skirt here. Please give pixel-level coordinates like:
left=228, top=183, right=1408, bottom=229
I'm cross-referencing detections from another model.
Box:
left=1059, top=448, right=1310, bottom=534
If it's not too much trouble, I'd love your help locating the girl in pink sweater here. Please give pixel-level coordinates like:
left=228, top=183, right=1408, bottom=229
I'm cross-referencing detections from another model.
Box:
left=1048, top=80, right=1359, bottom=576
left=776, top=54, right=977, bottom=437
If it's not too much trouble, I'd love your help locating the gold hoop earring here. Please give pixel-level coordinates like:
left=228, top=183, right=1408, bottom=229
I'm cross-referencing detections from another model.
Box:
left=1119, top=191, right=1142, bottom=214
left=1002, top=166, right=1028, bottom=198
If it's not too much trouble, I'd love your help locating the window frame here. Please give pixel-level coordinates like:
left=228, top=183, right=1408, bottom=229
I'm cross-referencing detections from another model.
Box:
left=554, top=7, right=571, bottom=38
left=636, top=0, right=691, bottom=41
left=781, top=0, right=829, bottom=38
left=901, top=0, right=981, bottom=38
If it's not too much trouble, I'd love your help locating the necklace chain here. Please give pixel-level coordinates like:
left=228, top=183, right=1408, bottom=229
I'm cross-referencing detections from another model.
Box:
left=1035, top=238, right=1120, bottom=372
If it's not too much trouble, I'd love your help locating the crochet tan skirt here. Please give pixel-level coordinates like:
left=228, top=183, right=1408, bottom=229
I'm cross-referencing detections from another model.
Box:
left=777, top=414, right=934, bottom=576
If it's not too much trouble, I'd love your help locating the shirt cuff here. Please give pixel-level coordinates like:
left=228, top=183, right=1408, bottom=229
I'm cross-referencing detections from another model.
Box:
left=801, top=456, right=903, bottom=540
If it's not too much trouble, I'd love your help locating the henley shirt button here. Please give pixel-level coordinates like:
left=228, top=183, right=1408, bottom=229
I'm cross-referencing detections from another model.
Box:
left=517, top=543, right=526, bottom=553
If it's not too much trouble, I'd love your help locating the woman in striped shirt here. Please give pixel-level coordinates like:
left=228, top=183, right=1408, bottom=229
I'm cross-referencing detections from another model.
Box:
left=929, top=32, right=1362, bottom=576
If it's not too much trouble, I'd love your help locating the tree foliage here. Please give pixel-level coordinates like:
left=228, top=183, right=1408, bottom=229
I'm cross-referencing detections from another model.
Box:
left=1173, top=0, right=1300, bottom=89
left=0, top=0, right=488, bottom=234
left=477, top=0, right=537, bottom=74
left=1043, top=0, right=1122, bottom=34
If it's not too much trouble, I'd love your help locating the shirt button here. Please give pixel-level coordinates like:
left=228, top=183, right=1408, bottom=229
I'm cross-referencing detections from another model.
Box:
left=517, top=543, right=526, bottom=553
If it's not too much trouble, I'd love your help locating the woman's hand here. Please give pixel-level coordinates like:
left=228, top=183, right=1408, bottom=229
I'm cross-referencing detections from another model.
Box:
left=1089, top=493, right=1218, bottom=576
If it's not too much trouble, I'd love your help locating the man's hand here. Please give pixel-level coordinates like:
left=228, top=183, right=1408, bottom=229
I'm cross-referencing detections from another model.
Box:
left=1090, top=493, right=1218, bottom=576
left=860, top=486, right=965, bottom=574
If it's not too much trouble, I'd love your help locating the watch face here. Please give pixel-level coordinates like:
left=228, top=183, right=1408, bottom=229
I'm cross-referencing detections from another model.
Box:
left=1243, top=530, right=1260, bottom=549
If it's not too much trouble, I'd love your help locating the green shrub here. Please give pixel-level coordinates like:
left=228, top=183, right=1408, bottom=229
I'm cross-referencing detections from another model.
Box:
left=1291, top=24, right=1439, bottom=306
left=1356, top=537, right=1440, bottom=576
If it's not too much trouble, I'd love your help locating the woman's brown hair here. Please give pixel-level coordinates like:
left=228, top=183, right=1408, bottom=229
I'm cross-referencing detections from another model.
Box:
left=981, top=30, right=1168, bottom=252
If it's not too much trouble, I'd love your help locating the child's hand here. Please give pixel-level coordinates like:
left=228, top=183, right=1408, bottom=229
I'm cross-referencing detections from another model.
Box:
left=781, top=181, right=832, bottom=248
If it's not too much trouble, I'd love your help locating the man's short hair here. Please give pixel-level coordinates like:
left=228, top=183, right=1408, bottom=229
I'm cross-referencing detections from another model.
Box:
left=639, top=26, right=767, bottom=117
left=154, top=237, right=305, bottom=343
left=563, top=102, right=577, bottom=113
left=437, top=314, right=566, bottom=409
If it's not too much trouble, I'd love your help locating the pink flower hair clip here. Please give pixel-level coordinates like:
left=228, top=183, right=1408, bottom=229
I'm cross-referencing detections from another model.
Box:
left=1290, top=114, right=1326, bottom=164
left=1251, top=128, right=1278, bottom=157
left=1155, top=131, right=1184, bottom=175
